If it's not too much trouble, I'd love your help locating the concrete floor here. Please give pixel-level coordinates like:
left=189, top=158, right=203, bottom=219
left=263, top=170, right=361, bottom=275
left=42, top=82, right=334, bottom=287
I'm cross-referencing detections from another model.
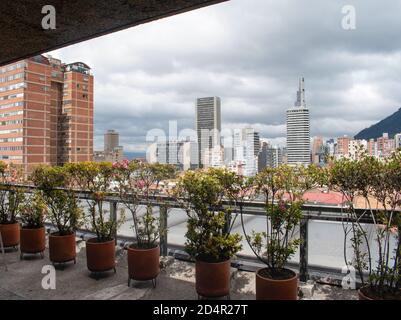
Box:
left=0, top=237, right=358, bottom=300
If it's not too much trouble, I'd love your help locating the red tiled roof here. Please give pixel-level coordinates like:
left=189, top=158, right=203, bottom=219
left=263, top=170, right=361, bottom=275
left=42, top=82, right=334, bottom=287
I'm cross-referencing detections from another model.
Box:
left=302, top=190, right=345, bottom=205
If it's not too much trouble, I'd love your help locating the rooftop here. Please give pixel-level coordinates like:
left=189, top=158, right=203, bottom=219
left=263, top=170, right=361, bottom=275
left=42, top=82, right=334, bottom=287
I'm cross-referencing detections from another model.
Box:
left=0, top=235, right=357, bottom=300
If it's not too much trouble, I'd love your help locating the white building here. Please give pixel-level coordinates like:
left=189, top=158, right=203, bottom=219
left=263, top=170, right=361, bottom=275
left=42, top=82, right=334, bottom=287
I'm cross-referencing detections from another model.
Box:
left=395, top=133, right=401, bottom=150
left=348, top=139, right=368, bottom=160
left=203, top=145, right=224, bottom=168
left=195, top=97, right=221, bottom=167
left=231, top=127, right=259, bottom=176
left=146, top=143, right=158, bottom=164
left=286, top=78, right=311, bottom=166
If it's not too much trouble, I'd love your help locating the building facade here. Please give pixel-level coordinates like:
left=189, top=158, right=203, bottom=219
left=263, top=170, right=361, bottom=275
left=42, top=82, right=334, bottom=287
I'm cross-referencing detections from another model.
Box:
left=195, top=97, right=221, bottom=167
left=336, top=136, right=351, bottom=158
left=94, top=130, right=124, bottom=163
left=0, top=55, right=94, bottom=173
left=286, top=78, right=311, bottom=166
left=104, top=129, right=119, bottom=153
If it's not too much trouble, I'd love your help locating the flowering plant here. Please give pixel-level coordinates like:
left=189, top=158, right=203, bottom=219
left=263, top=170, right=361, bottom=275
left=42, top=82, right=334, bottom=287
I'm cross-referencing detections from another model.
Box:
left=246, top=165, right=321, bottom=277
left=114, top=160, right=176, bottom=249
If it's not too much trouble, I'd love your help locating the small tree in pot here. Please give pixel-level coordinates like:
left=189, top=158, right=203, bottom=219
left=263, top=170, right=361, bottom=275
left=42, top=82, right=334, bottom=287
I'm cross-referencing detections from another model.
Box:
left=66, top=162, right=125, bottom=276
left=175, top=168, right=243, bottom=299
left=330, top=152, right=401, bottom=300
left=30, top=165, right=83, bottom=265
left=114, top=160, right=176, bottom=287
left=19, top=191, right=47, bottom=259
left=0, top=162, right=25, bottom=249
left=246, top=165, right=321, bottom=300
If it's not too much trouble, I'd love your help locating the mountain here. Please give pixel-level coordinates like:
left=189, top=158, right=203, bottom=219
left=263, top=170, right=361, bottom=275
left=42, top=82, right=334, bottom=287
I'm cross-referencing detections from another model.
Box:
left=354, top=107, right=401, bottom=140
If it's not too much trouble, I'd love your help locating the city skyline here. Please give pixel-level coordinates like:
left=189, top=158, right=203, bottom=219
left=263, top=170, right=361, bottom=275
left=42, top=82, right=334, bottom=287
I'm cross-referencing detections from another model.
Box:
left=47, top=0, right=401, bottom=154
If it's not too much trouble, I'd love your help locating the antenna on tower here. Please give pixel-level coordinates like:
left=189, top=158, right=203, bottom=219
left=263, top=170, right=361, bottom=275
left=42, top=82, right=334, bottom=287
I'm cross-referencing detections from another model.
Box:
left=295, top=77, right=306, bottom=107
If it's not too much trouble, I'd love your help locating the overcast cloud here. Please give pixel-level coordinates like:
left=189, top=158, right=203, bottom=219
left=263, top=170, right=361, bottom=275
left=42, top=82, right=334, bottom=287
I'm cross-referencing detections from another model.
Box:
left=50, top=0, right=401, bottom=152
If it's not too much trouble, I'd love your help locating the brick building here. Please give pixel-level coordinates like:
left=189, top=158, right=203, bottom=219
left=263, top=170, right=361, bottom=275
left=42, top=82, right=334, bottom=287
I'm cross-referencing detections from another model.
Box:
left=0, top=55, right=93, bottom=173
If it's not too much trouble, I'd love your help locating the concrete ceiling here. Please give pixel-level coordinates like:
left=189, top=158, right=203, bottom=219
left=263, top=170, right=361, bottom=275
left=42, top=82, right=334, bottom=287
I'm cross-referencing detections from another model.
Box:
left=0, top=0, right=228, bottom=66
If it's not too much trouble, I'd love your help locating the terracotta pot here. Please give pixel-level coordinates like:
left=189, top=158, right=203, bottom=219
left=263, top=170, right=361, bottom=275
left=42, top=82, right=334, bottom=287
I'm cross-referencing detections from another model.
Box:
left=86, top=238, right=116, bottom=273
left=358, top=287, right=374, bottom=300
left=195, top=258, right=231, bottom=298
left=256, top=268, right=298, bottom=300
left=20, top=227, right=46, bottom=255
left=128, top=245, right=160, bottom=282
left=49, top=232, right=76, bottom=264
left=0, top=222, right=20, bottom=248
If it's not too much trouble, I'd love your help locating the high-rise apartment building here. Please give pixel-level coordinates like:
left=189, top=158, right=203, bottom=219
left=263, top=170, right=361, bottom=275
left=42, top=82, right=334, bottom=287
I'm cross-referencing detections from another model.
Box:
left=258, top=142, right=283, bottom=171
left=94, top=129, right=124, bottom=163
left=336, top=136, right=351, bottom=158
left=348, top=139, right=368, bottom=160
left=195, top=97, right=221, bottom=167
left=286, top=78, right=311, bottom=166
left=104, top=129, right=119, bottom=153
left=0, top=55, right=94, bottom=173
left=242, top=127, right=260, bottom=157
left=395, top=133, right=401, bottom=150
left=312, top=136, right=323, bottom=164
left=377, top=133, right=395, bottom=158
left=367, top=138, right=377, bottom=157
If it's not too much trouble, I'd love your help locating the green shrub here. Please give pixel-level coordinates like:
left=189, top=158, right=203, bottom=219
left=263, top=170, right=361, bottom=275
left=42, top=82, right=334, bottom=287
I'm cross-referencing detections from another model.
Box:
left=175, top=168, right=243, bottom=262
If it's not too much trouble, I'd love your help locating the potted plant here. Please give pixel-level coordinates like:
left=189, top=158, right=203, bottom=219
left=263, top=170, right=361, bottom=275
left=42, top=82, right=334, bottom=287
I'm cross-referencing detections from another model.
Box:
left=66, top=162, right=125, bottom=276
left=175, top=168, right=243, bottom=299
left=19, top=191, right=47, bottom=259
left=245, top=165, right=320, bottom=300
left=114, top=160, right=176, bottom=287
left=330, top=152, right=401, bottom=300
left=0, top=162, right=24, bottom=249
left=30, top=165, right=83, bottom=265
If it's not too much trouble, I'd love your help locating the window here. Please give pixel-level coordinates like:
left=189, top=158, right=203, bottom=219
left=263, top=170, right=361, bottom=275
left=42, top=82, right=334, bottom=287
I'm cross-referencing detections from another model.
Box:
left=0, top=82, right=26, bottom=93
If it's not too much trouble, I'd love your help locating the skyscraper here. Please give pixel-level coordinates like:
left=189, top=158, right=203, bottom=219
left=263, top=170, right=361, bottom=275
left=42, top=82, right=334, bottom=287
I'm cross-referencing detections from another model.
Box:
left=195, top=97, right=221, bottom=167
left=0, top=55, right=94, bottom=173
left=336, top=136, right=351, bottom=158
left=286, top=78, right=311, bottom=166
left=312, top=136, right=324, bottom=164
left=104, top=130, right=119, bottom=153
left=94, top=129, right=124, bottom=163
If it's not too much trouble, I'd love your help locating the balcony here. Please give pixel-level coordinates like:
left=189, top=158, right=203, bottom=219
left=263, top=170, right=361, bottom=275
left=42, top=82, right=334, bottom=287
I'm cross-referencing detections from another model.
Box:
left=1, top=160, right=400, bottom=301
left=0, top=187, right=385, bottom=300
left=0, top=234, right=357, bottom=300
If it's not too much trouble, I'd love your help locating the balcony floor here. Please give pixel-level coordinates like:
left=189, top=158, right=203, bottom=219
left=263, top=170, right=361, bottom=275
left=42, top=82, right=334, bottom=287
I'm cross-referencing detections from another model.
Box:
left=0, top=237, right=357, bottom=300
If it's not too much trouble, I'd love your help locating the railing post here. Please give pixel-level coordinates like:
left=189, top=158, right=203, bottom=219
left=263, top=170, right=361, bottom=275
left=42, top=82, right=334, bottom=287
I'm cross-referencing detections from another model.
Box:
left=110, top=200, right=118, bottom=245
left=224, top=210, right=232, bottom=235
left=159, top=205, right=168, bottom=256
left=299, top=217, right=309, bottom=282
left=0, top=231, right=7, bottom=271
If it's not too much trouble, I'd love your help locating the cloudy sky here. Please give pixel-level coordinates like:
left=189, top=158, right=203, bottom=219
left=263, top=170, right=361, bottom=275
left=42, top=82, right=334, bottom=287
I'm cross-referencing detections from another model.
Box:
left=50, top=0, right=401, bottom=153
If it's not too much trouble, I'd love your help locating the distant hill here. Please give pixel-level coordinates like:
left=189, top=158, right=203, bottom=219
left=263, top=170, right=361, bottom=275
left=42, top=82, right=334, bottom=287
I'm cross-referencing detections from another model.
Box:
left=354, top=107, right=401, bottom=140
